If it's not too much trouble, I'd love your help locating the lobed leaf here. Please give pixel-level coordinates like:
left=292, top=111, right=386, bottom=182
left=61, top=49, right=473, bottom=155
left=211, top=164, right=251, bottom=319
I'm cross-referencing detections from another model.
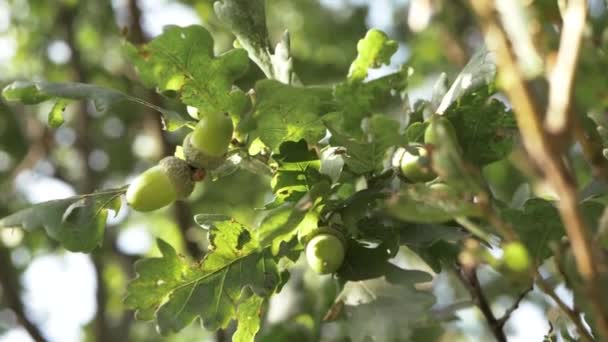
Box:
left=127, top=25, right=249, bottom=119
left=251, top=80, right=334, bottom=151
left=125, top=219, right=282, bottom=334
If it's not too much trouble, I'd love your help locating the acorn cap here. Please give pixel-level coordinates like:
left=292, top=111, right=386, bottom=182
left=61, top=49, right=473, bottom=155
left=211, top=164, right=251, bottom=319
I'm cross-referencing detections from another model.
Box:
left=158, top=156, right=195, bottom=199
left=182, top=133, right=226, bottom=170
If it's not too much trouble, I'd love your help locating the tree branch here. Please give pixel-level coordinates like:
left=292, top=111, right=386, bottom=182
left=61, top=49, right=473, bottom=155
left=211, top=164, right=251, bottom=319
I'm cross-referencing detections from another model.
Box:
left=469, top=1, right=608, bottom=338
left=0, top=245, right=48, bottom=342
left=545, top=0, right=587, bottom=137
left=456, top=265, right=506, bottom=342
left=496, top=286, right=532, bottom=328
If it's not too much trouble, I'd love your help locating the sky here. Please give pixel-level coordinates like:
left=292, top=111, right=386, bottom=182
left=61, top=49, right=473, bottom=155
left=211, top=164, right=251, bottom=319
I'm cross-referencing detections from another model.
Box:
left=0, top=0, right=566, bottom=341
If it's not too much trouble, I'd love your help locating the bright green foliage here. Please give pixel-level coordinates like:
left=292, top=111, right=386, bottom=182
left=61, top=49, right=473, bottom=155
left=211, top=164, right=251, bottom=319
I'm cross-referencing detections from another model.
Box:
left=305, top=233, right=345, bottom=274
left=251, top=80, right=334, bottom=151
left=348, top=29, right=399, bottom=82
left=233, top=295, right=265, bottom=342
left=0, top=188, right=123, bottom=252
left=3, top=2, right=607, bottom=340
left=125, top=218, right=282, bottom=334
left=48, top=99, right=68, bottom=128
left=127, top=25, right=249, bottom=119
left=191, top=112, right=234, bottom=157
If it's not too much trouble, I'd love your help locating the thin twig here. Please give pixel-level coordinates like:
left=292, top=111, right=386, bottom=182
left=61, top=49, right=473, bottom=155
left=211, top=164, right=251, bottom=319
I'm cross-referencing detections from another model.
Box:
left=496, top=286, right=532, bottom=328
left=469, top=1, right=608, bottom=338
left=431, top=300, right=475, bottom=320
left=535, top=273, right=594, bottom=342
left=456, top=265, right=507, bottom=342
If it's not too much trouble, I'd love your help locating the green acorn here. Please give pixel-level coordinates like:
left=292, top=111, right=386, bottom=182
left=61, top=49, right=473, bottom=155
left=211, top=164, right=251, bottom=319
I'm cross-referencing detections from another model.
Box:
left=396, top=145, right=437, bottom=182
left=304, top=227, right=346, bottom=275
left=182, top=112, right=233, bottom=170
left=183, top=133, right=227, bottom=170
left=424, top=115, right=462, bottom=152
left=126, top=157, right=194, bottom=212
left=192, top=112, right=233, bottom=156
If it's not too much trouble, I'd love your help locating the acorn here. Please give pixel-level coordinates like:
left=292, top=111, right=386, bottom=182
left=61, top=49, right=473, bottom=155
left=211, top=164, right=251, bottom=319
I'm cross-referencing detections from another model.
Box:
left=303, top=227, right=347, bottom=275
left=182, top=112, right=233, bottom=170
left=126, top=157, right=194, bottom=212
left=395, top=145, right=437, bottom=182
left=183, top=133, right=227, bottom=170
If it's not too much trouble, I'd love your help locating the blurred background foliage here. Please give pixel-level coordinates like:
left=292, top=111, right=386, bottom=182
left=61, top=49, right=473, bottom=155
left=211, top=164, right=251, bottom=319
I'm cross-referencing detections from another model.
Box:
left=1, top=0, right=608, bottom=341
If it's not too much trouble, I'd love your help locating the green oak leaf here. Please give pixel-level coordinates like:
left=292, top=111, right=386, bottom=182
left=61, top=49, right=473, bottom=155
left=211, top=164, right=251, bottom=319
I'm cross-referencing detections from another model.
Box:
left=333, top=68, right=409, bottom=135
left=233, top=295, right=265, bottom=342
left=348, top=29, right=398, bottom=82
left=444, top=89, right=517, bottom=166
left=251, top=80, right=334, bottom=151
left=127, top=25, right=249, bottom=119
left=0, top=188, right=124, bottom=252
left=125, top=218, right=281, bottom=334
left=2, top=81, right=189, bottom=131
left=268, top=140, right=323, bottom=206
left=335, top=275, right=436, bottom=342
left=327, top=114, right=405, bottom=175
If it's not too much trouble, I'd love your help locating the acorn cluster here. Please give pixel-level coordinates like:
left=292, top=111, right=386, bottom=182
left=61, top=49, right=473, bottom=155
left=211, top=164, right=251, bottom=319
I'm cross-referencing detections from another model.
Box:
left=126, top=109, right=234, bottom=212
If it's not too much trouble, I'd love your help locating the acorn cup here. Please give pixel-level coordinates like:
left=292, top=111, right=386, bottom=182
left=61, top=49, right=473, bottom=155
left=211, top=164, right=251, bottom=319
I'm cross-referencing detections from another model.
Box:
left=126, top=157, right=194, bottom=212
